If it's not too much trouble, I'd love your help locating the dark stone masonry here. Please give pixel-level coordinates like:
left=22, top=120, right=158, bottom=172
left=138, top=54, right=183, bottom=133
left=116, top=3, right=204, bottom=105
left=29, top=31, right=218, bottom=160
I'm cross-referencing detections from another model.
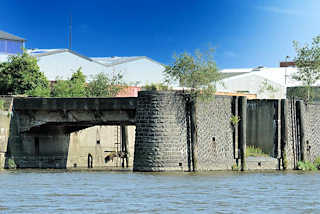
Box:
left=1, top=92, right=320, bottom=171
left=133, top=91, right=238, bottom=171
left=133, top=91, right=188, bottom=171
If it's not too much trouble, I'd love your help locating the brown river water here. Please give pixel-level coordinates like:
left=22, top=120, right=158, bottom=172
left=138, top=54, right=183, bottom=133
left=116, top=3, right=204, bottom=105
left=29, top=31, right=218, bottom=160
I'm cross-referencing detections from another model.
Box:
left=0, top=170, right=319, bottom=214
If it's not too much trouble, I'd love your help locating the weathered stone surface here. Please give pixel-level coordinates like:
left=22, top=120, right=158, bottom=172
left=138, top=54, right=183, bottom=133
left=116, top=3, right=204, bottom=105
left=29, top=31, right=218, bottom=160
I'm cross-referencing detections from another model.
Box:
left=303, top=103, right=320, bottom=163
left=133, top=91, right=188, bottom=171
left=246, top=157, right=279, bottom=170
left=195, top=96, right=235, bottom=171
left=0, top=97, right=13, bottom=169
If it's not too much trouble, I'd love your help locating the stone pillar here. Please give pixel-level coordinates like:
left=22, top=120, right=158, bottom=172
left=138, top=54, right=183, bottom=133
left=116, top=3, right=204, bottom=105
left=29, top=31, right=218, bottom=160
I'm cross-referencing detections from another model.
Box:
left=281, top=99, right=288, bottom=170
left=133, top=91, right=188, bottom=172
left=239, top=96, right=247, bottom=171
left=296, top=100, right=306, bottom=162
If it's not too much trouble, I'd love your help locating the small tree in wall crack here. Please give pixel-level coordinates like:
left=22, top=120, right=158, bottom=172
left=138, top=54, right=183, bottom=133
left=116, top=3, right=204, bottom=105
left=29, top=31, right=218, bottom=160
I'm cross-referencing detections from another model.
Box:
left=164, top=48, right=221, bottom=99
left=293, top=35, right=320, bottom=101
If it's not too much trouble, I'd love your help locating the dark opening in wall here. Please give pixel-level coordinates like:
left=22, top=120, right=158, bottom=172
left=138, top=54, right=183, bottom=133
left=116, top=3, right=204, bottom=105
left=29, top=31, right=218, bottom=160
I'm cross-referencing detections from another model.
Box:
left=105, top=156, right=111, bottom=163
left=88, top=154, right=93, bottom=168
left=96, top=140, right=100, bottom=144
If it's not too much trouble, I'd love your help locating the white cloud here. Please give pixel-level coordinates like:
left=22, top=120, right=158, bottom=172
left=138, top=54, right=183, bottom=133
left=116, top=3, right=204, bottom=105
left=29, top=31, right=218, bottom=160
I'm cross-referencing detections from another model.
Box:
left=256, top=6, right=304, bottom=16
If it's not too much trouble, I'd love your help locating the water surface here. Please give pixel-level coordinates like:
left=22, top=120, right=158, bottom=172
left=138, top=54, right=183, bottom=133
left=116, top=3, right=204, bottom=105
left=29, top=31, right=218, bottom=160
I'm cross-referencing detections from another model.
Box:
left=0, top=170, right=319, bottom=213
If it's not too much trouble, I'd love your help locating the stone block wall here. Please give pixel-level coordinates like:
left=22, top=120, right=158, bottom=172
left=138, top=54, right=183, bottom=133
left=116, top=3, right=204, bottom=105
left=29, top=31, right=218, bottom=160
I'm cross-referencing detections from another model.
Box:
left=303, top=103, right=320, bottom=163
left=285, top=100, right=297, bottom=169
left=195, top=96, right=235, bottom=170
left=133, top=91, right=188, bottom=171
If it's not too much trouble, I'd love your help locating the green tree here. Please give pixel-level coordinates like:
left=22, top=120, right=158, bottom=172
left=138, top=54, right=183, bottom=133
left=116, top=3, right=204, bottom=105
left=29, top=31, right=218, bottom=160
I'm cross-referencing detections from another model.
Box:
left=164, top=48, right=220, bottom=98
left=51, top=68, right=87, bottom=97
left=51, top=79, right=72, bottom=97
left=87, top=71, right=126, bottom=97
left=0, top=51, right=50, bottom=95
left=293, top=35, right=320, bottom=101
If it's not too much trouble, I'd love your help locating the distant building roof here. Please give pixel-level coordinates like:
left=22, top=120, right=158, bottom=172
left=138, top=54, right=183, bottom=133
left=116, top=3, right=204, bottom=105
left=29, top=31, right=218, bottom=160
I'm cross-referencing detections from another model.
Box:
left=91, top=56, right=164, bottom=67
left=220, top=67, right=308, bottom=87
left=0, top=30, right=25, bottom=41
left=28, top=49, right=108, bottom=67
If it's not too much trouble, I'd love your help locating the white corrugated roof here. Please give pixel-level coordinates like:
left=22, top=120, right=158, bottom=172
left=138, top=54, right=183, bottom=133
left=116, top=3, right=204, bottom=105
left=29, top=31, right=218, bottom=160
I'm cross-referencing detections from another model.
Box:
left=28, top=49, right=61, bottom=55
left=92, top=56, right=141, bottom=65
left=220, top=67, right=319, bottom=87
left=220, top=68, right=254, bottom=73
left=91, top=56, right=164, bottom=67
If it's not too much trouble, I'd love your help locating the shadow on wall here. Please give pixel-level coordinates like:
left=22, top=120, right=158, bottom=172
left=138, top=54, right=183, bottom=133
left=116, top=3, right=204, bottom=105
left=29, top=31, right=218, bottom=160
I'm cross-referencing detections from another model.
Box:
left=5, top=118, right=72, bottom=169
left=246, top=100, right=280, bottom=158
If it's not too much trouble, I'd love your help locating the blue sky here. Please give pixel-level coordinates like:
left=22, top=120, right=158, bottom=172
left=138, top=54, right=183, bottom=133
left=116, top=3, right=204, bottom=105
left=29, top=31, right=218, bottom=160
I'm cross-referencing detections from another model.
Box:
left=1, top=0, right=320, bottom=69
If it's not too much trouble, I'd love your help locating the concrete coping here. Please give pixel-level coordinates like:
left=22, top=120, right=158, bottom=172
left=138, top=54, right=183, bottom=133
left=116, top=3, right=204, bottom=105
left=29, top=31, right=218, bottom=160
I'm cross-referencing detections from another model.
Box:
left=12, top=97, right=137, bottom=111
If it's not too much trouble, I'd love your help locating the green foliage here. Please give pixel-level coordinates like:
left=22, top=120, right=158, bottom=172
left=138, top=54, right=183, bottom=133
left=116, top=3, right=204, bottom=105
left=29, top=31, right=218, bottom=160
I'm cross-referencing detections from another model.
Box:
left=313, top=157, right=320, bottom=169
left=27, top=85, right=51, bottom=97
left=231, top=163, right=240, bottom=171
left=87, top=71, right=126, bottom=97
left=7, top=158, right=16, bottom=169
left=0, top=51, right=50, bottom=95
left=293, top=35, right=320, bottom=101
left=230, top=115, right=240, bottom=126
left=143, top=83, right=169, bottom=91
left=51, top=79, right=71, bottom=97
left=164, top=48, right=220, bottom=99
left=245, top=146, right=269, bottom=157
left=297, top=161, right=317, bottom=171
left=0, top=100, right=4, bottom=110
left=51, top=68, right=87, bottom=97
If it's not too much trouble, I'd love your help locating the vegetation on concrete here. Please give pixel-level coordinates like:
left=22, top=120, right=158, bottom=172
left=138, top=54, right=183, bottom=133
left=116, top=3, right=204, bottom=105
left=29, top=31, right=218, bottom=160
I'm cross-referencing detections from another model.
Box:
left=313, top=157, right=320, bottom=169
left=245, top=145, right=269, bottom=157
left=0, top=51, right=50, bottom=96
left=0, top=100, right=4, bottom=111
left=297, top=161, right=317, bottom=171
left=296, top=157, right=320, bottom=171
left=7, top=158, right=16, bottom=169
left=293, top=35, right=320, bottom=101
left=230, top=115, right=240, bottom=126
left=231, top=163, right=240, bottom=171
left=163, top=48, right=220, bottom=99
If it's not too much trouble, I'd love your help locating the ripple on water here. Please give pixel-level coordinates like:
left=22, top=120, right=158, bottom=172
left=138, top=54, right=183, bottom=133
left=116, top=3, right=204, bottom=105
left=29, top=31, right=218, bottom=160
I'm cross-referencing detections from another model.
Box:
left=1, top=170, right=320, bottom=213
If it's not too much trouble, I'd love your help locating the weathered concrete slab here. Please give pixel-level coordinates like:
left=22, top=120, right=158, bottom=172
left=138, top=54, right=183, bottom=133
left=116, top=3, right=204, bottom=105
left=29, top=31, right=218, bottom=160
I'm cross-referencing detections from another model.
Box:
left=12, top=97, right=138, bottom=133
left=13, top=97, right=137, bottom=111
left=246, top=157, right=279, bottom=170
